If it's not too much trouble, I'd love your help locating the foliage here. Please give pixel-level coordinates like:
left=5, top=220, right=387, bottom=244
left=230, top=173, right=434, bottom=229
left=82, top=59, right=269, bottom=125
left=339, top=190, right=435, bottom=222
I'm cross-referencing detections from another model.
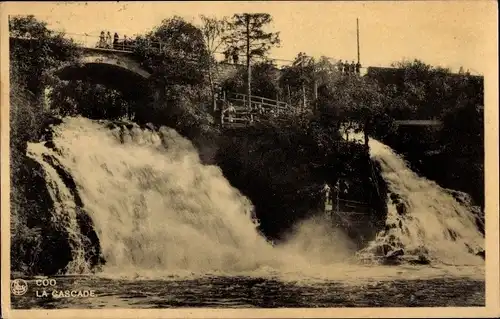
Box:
left=368, top=59, right=482, bottom=122
left=9, top=15, right=80, bottom=96
left=9, top=15, right=80, bottom=153
left=367, top=59, right=484, bottom=208
left=199, top=15, right=229, bottom=95
left=200, top=15, right=229, bottom=55
left=131, top=16, right=216, bottom=133
left=49, top=80, right=133, bottom=120
left=280, top=54, right=340, bottom=107
left=221, top=61, right=281, bottom=99
left=133, top=16, right=211, bottom=87
left=216, top=110, right=384, bottom=240
left=316, top=75, right=385, bottom=146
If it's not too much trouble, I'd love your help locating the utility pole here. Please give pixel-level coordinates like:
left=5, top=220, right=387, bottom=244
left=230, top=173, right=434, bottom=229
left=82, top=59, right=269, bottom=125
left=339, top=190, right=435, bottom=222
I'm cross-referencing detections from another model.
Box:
left=301, top=54, right=307, bottom=110
left=356, top=18, right=360, bottom=64
left=246, top=14, right=252, bottom=111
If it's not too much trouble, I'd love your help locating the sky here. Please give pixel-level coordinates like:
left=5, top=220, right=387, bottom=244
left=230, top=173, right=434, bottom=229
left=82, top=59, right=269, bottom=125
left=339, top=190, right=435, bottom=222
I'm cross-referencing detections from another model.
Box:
left=5, top=1, right=497, bottom=74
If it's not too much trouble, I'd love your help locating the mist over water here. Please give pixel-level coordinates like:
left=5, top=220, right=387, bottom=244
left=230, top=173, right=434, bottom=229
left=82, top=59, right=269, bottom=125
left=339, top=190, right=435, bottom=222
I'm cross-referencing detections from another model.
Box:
left=26, top=117, right=484, bottom=281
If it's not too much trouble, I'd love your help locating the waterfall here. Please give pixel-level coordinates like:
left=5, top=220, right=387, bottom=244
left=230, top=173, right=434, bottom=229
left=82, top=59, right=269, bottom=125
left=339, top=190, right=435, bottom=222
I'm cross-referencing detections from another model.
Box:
left=358, top=137, right=484, bottom=265
left=23, top=117, right=484, bottom=279
left=26, top=117, right=280, bottom=275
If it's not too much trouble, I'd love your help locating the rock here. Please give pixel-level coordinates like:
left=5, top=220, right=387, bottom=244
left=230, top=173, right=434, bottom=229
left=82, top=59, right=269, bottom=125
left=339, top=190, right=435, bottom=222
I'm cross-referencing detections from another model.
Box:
left=409, top=255, right=431, bottom=265
left=44, top=141, right=55, bottom=149
left=476, top=250, right=485, bottom=260
left=390, top=193, right=399, bottom=202
left=386, top=248, right=404, bottom=259
left=374, top=244, right=393, bottom=256
left=125, top=123, right=136, bottom=130
left=382, top=249, right=404, bottom=266
left=396, top=202, right=407, bottom=215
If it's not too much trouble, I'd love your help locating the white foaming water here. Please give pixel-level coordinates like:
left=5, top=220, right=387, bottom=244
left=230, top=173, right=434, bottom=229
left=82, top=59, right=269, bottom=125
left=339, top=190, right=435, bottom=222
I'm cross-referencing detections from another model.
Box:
left=27, top=143, right=91, bottom=274
left=25, top=117, right=484, bottom=282
left=28, top=117, right=286, bottom=275
left=358, top=136, right=484, bottom=266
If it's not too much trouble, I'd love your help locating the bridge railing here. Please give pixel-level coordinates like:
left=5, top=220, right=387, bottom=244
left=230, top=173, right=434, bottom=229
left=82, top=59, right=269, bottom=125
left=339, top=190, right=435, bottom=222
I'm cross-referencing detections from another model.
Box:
left=219, top=91, right=293, bottom=127
left=66, top=33, right=138, bottom=52
left=11, top=32, right=167, bottom=54
left=226, top=92, right=289, bottom=111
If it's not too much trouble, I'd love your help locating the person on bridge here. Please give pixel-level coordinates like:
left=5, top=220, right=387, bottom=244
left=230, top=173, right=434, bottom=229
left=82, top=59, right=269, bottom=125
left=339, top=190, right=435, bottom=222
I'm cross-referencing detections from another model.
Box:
left=106, top=31, right=112, bottom=48
left=113, top=32, right=119, bottom=48
left=350, top=61, right=356, bottom=75
left=123, top=35, right=129, bottom=50
left=337, top=60, right=344, bottom=73
left=355, top=61, right=361, bottom=75
left=343, top=61, right=350, bottom=75
left=99, top=31, right=105, bottom=48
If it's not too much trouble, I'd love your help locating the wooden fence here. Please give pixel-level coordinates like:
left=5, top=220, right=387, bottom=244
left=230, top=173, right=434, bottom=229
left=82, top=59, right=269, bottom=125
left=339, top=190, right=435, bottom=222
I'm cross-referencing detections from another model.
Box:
left=219, top=91, right=292, bottom=127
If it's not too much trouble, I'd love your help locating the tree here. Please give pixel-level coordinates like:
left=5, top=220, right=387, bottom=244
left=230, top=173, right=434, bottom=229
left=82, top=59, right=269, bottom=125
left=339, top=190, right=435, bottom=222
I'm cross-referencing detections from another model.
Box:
left=279, top=54, right=340, bottom=110
left=313, top=56, right=341, bottom=88
left=199, top=15, right=229, bottom=100
left=224, top=13, right=280, bottom=108
left=280, top=52, right=315, bottom=108
left=293, top=53, right=315, bottom=109
left=133, top=17, right=213, bottom=126
left=134, top=16, right=211, bottom=88
left=316, top=76, right=383, bottom=147
left=9, top=15, right=80, bottom=97
left=9, top=15, right=80, bottom=155
left=222, top=61, right=281, bottom=99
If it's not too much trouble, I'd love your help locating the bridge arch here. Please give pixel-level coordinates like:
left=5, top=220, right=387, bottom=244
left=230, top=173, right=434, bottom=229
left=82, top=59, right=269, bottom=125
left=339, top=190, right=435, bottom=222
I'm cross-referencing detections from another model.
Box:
left=54, top=49, right=151, bottom=98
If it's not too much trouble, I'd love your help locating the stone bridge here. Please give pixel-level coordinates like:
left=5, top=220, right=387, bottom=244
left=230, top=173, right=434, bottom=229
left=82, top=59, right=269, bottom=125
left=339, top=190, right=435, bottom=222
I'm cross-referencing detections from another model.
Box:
left=54, top=47, right=151, bottom=99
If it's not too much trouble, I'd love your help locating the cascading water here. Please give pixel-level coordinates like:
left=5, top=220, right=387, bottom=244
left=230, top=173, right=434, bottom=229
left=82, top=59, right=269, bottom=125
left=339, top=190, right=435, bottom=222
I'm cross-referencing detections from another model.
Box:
left=25, top=117, right=484, bottom=281
left=358, top=137, right=484, bottom=265
left=27, top=144, right=90, bottom=274
left=27, top=117, right=283, bottom=276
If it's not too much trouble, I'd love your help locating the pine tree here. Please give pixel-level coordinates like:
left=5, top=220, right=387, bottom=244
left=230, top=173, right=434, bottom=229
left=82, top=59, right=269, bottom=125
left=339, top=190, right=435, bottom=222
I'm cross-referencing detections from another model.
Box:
left=224, top=13, right=280, bottom=108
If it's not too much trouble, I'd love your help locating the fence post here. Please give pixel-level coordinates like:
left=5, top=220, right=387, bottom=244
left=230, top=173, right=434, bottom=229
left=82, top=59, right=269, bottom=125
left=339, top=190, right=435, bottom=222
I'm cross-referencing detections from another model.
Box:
left=335, top=181, right=340, bottom=221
